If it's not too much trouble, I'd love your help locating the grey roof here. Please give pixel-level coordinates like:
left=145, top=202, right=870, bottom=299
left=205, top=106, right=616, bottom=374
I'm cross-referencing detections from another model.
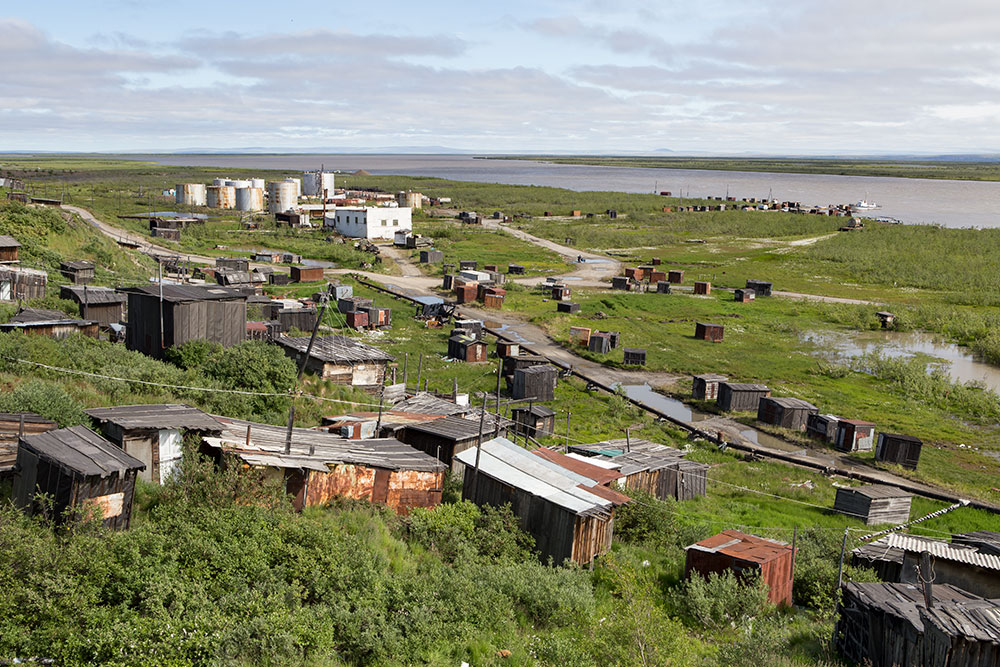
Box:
left=514, top=405, right=556, bottom=418
left=763, top=397, right=818, bottom=410
left=721, top=382, right=770, bottom=392
left=392, top=392, right=469, bottom=416
left=124, top=284, right=249, bottom=303
left=694, top=373, right=728, bottom=381
left=8, top=307, right=74, bottom=323
left=955, top=531, right=1000, bottom=556
left=841, top=484, right=912, bottom=499
left=868, top=533, right=1000, bottom=571
left=20, top=425, right=145, bottom=477
left=843, top=582, right=999, bottom=637
left=517, top=363, right=557, bottom=375
left=0, top=235, right=21, bottom=248
left=207, top=417, right=446, bottom=473
left=568, top=438, right=686, bottom=475
left=277, top=335, right=395, bottom=364
left=60, top=285, right=127, bottom=305
left=880, top=432, right=923, bottom=443
left=401, top=415, right=489, bottom=442
left=86, top=404, right=224, bottom=432
left=60, top=260, right=94, bottom=271
left=454, top=437, right=614, bottom=517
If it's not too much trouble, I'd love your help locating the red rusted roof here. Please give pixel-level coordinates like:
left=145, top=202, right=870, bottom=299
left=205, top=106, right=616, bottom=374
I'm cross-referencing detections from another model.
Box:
left=839, top=419, right=875, bottom=427
left=578, top=483, right=631, bottom=506
left=687, top=530, right=793, bottom=564
left=532, top=447, right=625, bottom=486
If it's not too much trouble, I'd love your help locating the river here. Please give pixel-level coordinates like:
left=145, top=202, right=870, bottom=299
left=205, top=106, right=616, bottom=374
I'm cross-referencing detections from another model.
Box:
left=128, top=154, right=1000, bottom=229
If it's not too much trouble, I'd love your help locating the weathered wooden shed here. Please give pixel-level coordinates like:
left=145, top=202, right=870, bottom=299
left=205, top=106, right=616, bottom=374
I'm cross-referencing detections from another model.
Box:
left=569, top=326, right=591, bottom=346
left=0, top=235, right=21, bottom=263
left=86, top=404, right=223, bottom=485
left=552, top=285, right=571, bottom=301
left=692, top=374, right=727, bottom=401
left=835, top=582, right=1000, bottom=667
left=806, top=413, right=840, bottom=443
left=757, top=397, right=818, bottom=431
left=745, top=279, right=773, bottom=297
left=835, top=419, right=876, bottom=452
left=568, top=438, right=708, bottom=502
left=0, top=412, right=57, bottom=479
left=589, top=332, right=613, bottom=354
left=695, top=322, right=724, bottom=342
left=448, top=334, right=487, bottom=362
left=507, top=263, right=525, bottom=275
left=59, top=260, right=95, bottom=285
left=419, top=249, right=443, bottom=263
left=668, top=270, right=684, bottom=283
left=656, top=280, right=671, bottom=294
left=206, top=417, right=447, bottom=514
left=649, top=270, right=666, bottom=283
left=290, top=265, right=325, bottom=283
left=624, top=267, right=645, bottom=281
left=124, top=285, right=247, bottom=359
left=214, top=267, right=255, bottom=286
left=362, top=305, right=392, bottom=329
left=496, top=340, right=519, bottom=358
left=59, top=285, right=126, bottom=327
left=512, top=364, right=558, bottom=400
left=397, top=414, right=501, bottom=470
left=273, top=306, right=318, bottom=333
left=277, top=335, right=394, bottom=387
left=557, top=301, right=580, bottom=313
left=12, top=426, right=145, bottom=530
left=269, top=272, right=292, bottom=286
left=717, top=382, right=771, bottom=412
left=693, top=281, right=711, bottom=295
left=456, top=437, right=626, bottom=565
left=623, top=348, right=646, bottom=366
left=834, top=485, right=912, bottom=525
left=392, top=392, right=473, bottom=419
left=216, top=257, right=250, bottom=272
left=455, top=283, right=478, bottom=304
left=453, top=319, right=484, bottom=339
left=734, top=288, right=755, bottom=302
left=1, top=307, right=99, bottom=339
left=459, top=260, right=477, bottom=270
left=612, top=276, right=634, bottom=291
left=875, top=433, right=922, bottom=470
left=0, top=266, right=47, bottom=302
left=483, top=287, right=505, bottom=310
left=337, top=296, right=373, bottom=313
left=685, top=530, right=796, bottom=606
left=511, top=405, right=556, bottom=438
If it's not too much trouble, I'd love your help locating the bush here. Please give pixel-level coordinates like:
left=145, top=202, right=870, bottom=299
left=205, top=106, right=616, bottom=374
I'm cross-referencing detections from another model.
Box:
left=0, top=378, right=88, bottom=427
left=163, top=338, right=222, bottom=370
left=680, top=569, right=770, bottom=630
left=202, top=341, right=296, bottom=417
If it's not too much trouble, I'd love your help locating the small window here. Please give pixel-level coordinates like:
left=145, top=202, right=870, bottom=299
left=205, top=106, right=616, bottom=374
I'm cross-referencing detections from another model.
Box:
left=393, top=219, right=399, bottom=226
left=382, top=220, right=387, bottom=226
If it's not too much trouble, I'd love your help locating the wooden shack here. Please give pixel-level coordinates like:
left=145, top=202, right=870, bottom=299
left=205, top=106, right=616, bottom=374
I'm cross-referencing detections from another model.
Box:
left=649, top=270, right=666, bottom=283
left=269, top=273, right=292, bottom=286
left=624, top=267, right=645, bottom=281
left=448, top=334, right=487, bottom=362
left=557, top=301, right=580, bottom=313
left=656, top=281, right=671, bottom=294
left=276, top=335, right=394, bottom=387
left=511, top=405, right=556, bottom=438
left=214, top=267, right=254, bottom=286
left=290, top=265, right=325, bottom=283
left=483, top=287, right=505, bottom=310
left=456, top=437, right=626, bottom=565
left=875, top=433, right=922, bottom=469
left=692, top=374, right=727, bottom=401
left=512, top=364, right=558, bottom=400
left=216, top=257, right=250, bottom=272
left=59, top=285, right=126, bottom=327
left=338, top=296, right=373, bottom=313
left=552, top=285, right=571, bottom=301
left=0, top=307, right=99, bottom=339
left=693, top=281, right=711, bottom=295
left=668, top=270, right=684, bottom=283
left=455, top=283, right=478, bottom=304
left=397, top=414, right=501, bottom=470
left=757, top=397, right=818, bottom=431
left=363, top=305, right=392, bottom=329
left=0, top=412, right=57, bottom=479
left=0, top=266, right=47, bottom=302
left=86, top=404, right=223, bottom=485
left=835, top=582, right=1000, bottom=667
left=124, top=285, right=247, bottom=359
left=835, top=419, right=876, bottom=452
left=717, top=382, right=771, bottom=412
left=59, top=260, right=95, bottom=285
left=806, top=413, right=840, bottom=444
left=12, top=426, right=145, bottom=530
left=623, top=348, right=646, bottom=366
left=206, top=417, right=447, bottom=514
left=419, top=249, right=443, bottom=263
left=0, top=235, right=21, bottom=263
left=612, top=276, right=634, bottom=291
left=508, top=264, right=525, bottom=275
left=572, top=438, right=707, bottom=502
left=589, top=332, right=612, bottom=354
left=695, top=322, right=724, bottom=342
left=834, top=485, right=912, bottom=525
left=685, top=530, right=796, bottom=606
left=734, top=288, right=755, bottom=302
left=745, top=280, right=772, bottom=297
left=496, top=340, right=519, bottom=358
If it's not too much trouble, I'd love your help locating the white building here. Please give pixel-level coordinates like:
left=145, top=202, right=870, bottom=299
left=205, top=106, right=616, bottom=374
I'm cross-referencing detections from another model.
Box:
left=325, top=207, right=412, bottom=241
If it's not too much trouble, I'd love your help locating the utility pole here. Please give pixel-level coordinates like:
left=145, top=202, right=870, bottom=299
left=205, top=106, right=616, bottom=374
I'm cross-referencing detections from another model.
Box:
left=836, top=527, right=850, bottom=590
left=157, top=260, right=164, bottom=352
left=493, top=358, right=503, bottom=436
left=284, top=298, right=329, bottom=455
left=470, top=392, right=488, bottom=501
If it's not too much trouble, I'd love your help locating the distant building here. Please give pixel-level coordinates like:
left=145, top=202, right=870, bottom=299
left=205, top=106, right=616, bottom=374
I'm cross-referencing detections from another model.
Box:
left=325, top=207, right=412, bottom=240
left=0, top=307, right=98, bottom=339
left=275, top=335, right=394, bottom=387
left=59, top=285, right=126, bottom=327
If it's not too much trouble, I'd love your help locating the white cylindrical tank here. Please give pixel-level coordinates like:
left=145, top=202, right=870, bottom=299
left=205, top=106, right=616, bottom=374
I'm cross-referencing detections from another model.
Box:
left=251, top=178, right=265, bottom=190
left=213, top=178, right=229, bottom=187
left=175, top=183, right=207, bottom=206
left=319, top=172, right=335, bottom=196
left=284, top=177, right=301, bottom=199
left=226, top=179, right=252, bottom=189
left=235, top=187, right=264, bottom=212
left=207, top=185, right=236, bottom=209
left=268, top=181, right=298, bottom=213
left=303, top=171, right=336, bottom=197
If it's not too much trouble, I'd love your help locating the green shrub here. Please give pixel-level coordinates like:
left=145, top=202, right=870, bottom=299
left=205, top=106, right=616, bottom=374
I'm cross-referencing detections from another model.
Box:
left=680, top=569, right=770, bottom=630
left=0, top=378, right=88, bottom=426
left=163, top=338, right=223, bottom=370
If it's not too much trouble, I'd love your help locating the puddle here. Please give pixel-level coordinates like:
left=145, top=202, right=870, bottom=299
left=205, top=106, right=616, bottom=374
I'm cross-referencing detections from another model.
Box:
left=559, top=276, right=583, bottom=281
left=613, top=383, right=709, bottom=423
left=582, top=258, right=614, bottom=263
left=302, top=259, right=336, bottom=268
left=493, top=322, right=533, bottom=344
left=804, top=330, right=1000, bottom=393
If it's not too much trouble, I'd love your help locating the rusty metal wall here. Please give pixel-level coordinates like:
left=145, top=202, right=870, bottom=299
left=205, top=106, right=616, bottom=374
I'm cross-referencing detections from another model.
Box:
left=305, top=464, right=376, bottom=506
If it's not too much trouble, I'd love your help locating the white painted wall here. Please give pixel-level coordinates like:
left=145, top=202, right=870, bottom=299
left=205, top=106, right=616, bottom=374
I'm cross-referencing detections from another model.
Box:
left=325, top=207, right=412, bottom=240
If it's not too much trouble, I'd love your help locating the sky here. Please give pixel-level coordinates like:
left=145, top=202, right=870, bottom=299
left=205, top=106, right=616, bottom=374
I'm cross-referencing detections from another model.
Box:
left=3, top=0, right=1000, bottom=154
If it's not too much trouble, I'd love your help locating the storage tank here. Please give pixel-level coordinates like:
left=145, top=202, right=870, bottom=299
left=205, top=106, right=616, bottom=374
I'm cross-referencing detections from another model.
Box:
left=213, top=178, right=229, bottom=187
left=268, top=181, right=298, bottom=213
left=303, top=171, right=336, bottom=197
left=284, top=177, right=301, bottom=199
left=207, top=185, right=236, bottom=209
left=175, top=183, right=207, bottom=207
left=235, top=187, right=264, bottom=212
left=251, top=178, right=265, bottom=190
left=226, top=179, right=252, bottom=189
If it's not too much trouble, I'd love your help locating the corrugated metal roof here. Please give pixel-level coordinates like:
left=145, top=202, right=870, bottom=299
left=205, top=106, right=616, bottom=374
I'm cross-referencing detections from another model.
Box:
left=687, top=529, right=793, bottom=564
left=722, top=382, right=770, bottom=392
left=532, top=447, right=625, bottom=487
left=60, top=260, right=94, bottom=271
left=875, top=533, right=1000, bottom=571
left=60, top=285, right=127, bottom=305
left=124, top=284, right=249, bottom=303
left=400, top=415, right=485, bottom=442
left=392, top=393, right=469, bottom=416
left=454, top=437, right=614, bottom=516
left=86, top=404, right=224, bottom=432
left=842, top=484, right=911, bottom=499
left=8, top=307, right=75, bottom=323
left=566, top=452, right=621, bottom=470
left=763, top=397, right=818, bottom=410
left=0, top=235, right=21, bottom=248
left=277, top=335, right=395, bottom=364
left=20, top=425, right=145, bottom=477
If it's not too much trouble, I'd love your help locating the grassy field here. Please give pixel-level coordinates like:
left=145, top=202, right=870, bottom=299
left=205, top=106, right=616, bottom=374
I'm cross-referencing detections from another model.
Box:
left=494, top=156, right=1000, bottom=181
left=408, top=221, right=570, bottom=277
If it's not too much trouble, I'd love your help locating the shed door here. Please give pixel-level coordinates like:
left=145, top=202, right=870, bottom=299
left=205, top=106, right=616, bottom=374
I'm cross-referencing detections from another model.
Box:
left=125, top=437, right=154, bottom=483
left=158, top=429, right=183, bottom=484
left=371, top=469, right=391, bottom=505
left=0, top=280, right=10, bottom=301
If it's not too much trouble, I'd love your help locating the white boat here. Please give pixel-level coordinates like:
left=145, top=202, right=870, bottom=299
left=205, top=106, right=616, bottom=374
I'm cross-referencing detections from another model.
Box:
left=853, top=194, right=879, bottom=210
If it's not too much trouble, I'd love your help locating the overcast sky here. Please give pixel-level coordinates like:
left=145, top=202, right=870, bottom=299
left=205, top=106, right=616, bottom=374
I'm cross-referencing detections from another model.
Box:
left=3, top=0, right=1000, bottom=154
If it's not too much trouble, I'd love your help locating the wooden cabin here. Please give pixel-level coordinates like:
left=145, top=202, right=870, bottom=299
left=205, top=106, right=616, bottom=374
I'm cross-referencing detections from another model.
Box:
left=0, top=307, right=99, bottom=340
left=589, top=332, right=612, bottom=354
left=757, top=397, right=818, bottom=431
left=833, top=485, right=912, bottom=525
left=717, top=382, right=771, bottom=412
left=456, top=437, right=627, bottom=565
left=276, top=335, right=394, bottom=387
left=512, top=364, right=558, bottom=400
left=124, top=285, right=247, bottom=359
left=397, top=414, right=504, bottom=471
left=693, top=281, right=711, bottom=295
left=507, top=264, right=525, bottom=275
left=59, top=285, right=126, bottom=327
left=656, top=280, right=671, bottom=294
left=806, top=413, right=840, bottom=444
left=419, top=249, right=443, bottom=263
left=623, top=348, right=646, bottom=366
left=0, top=235, right=21, bottom=263
left=216, top=257, right=249, bottom=272
left=496, top=340, right=519, bottom=358
left=448, top=334, right=487, bottom=362
left=0, top=412, right=57, bottom=479
left=206, top=417, right=447, bottom=514
left=59, top=260, right=95, bottom=285
left=86, top=404, right=223, bottom=485
left=337, top=296, right=373, bottom=314
left=734, top=288, right=755, bottom=302
left=511, top=405, right=556, bottom=438
left=745, top=279, right=772, bottom=297
left=12, top=426, right=145, bottom=530
left=875, top=433, right=922, bottom=469
left=692, top=374, right=727, bottom=401
left=557, top=301, right=580, bottom=313
left=685, top=530, right=796, bottom=606
left=568, top=438, right=707, bottom=502
left=0, top=266, right=47, bottom=302
left=695, top=322, right=724, bottom=342
left=290, top=266, right=324, bottom=283
left=668, top=270, right=684, bottom=283
left=551, top=285, right=571, bottom=301
left=835, top=582, right=1000, bottom=667
left=835, top=419, right=876, bottom=452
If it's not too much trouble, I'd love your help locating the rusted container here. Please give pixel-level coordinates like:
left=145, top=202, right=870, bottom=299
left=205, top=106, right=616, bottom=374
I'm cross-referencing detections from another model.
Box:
left=346, top=310, right=369, bottom=329
left=455, top=284, right=478, bottom=304
left=569, top=326, right=592, bottom=346
left=693, top=281, right=711, bottom=295
left=649, top=270, right=666, bottom=283
left=695, top=322, right=724, bottom=342
left=290, top=266, right=325, bottom=283
left=496, top=340, right=519, bottom=358
left=685, top=530, right=796, bottom=606
left=483, top=293, right=504, bottom=309
left=624, top=267, right=645, bottom=281
left=668, top=270, right=684, bottom=283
